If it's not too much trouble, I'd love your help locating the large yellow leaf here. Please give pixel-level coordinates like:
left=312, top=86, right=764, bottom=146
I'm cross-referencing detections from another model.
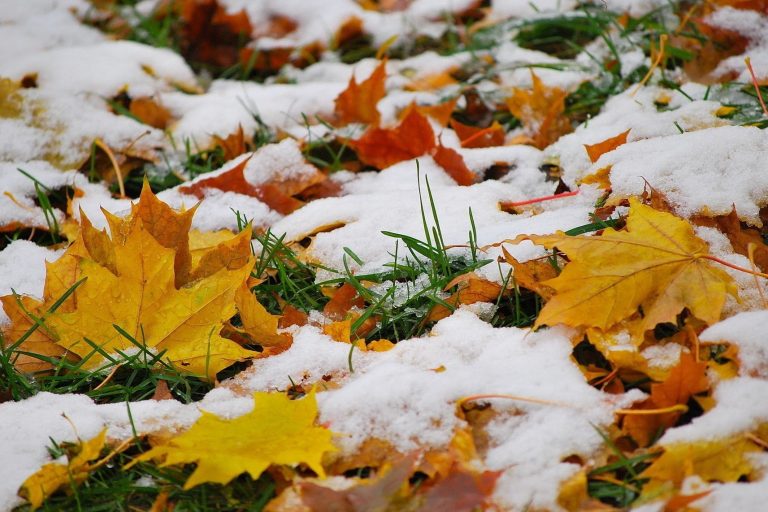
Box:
left=642, top=436, right=759, bottom=487
left=134, top=389, right=336, bottom=489
left=45, top=216, right=254, bottom=379
left=0, top=183, right=278, bottom=379
left=19, top=429, right=107, bottom=509
left=513, top=198, right=737, bottom=332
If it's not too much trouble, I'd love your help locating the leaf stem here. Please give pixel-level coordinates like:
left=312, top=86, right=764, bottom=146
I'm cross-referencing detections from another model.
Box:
left=614, top=404, right=688, bottom=416
left=745, top=57, right=768, bottom=118
left=458, top=393, right=573, bottom=408
left=501, top=189, right=580, bottom=208
left=700, top=254, right=768, bottom=279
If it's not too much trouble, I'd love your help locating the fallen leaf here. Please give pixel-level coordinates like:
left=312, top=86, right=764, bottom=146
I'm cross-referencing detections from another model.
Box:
left=623, top=353, right=710, bottom=446
left=432, top=142, right=476, bottom=186
left=664, top=490, right=713, bottom=512
left=134, top=389, right=336, bottom=489
left=693, top=208, right=768, bottom=272
left=179, top=142, right=326, bottom=214
left=211, top=124, right=248, bottom=161
left=584, top=129, right=630, bottom=163
left=417, top=465, right=500, bottom=512
left=180, top=0, right=252, bottom=69
left=427, top=273, right=502, bottom=322
left=501, top=246, right=557, bottom=300
left=642, top=436, right=759, bottom=487
left=2, top=184, right=264, bottom=379
left=234, top=285, right=291, bottom=348
left=299, top=454, right=417, bottom=512
left=334, top=59, right=387, bottom=126
left=323, top=283, right=365, bottom=321
left=505, top=71, right=571, bottom=149
left=129, top=97, right=171, bottom=129
left=19, top=429, right=107, bottom=509
left=450, top=119, right=506, bottom=148
left=323, top=319, right=352, bottom=343
left=414, top=98, right=459, bottom=127
left=512, top=198, right=737, bottom=332
left=349, top=107, right=435, bottom=169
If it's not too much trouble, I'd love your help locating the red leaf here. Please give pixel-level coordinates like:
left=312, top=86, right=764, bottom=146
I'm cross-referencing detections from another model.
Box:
left=432, top=143, right=476, bottom=186
left=450, top=119, right=505, bottom=148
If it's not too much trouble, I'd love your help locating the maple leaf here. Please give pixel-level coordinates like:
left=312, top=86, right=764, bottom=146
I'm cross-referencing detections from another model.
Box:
left=505, top=71, right=571, bottom=149
left=512, top=198, right=737, bottom=332
left=623, top=352, right=710, bottom=446
left=134, top=389, right=336, bottom=489
left=583, top=129, right=630, bottom=163
left=349, top=107, right=436, bottom=169
left=178, top=145, right=327, bottom=215
left=693, top=208, right=768, bottom=273
left=334, top=59, right=387, bottom=126
left=1, top=184, right=277, bottom=379
left=642, top=436, right=759, bottom=488
left=450, top=119, right=506, bottom=148
left=19, top=429, right=107, bottom=509
left=432, top=142, right=476, bottom=186
left=414, top=97, right=459, bottom=127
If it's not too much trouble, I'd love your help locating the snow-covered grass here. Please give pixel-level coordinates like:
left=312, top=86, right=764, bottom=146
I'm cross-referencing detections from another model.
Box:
left=3, top=0, right=768, bottom=510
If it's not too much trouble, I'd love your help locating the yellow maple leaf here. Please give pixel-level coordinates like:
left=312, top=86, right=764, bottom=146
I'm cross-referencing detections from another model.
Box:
left=133, top=389, right=336, bottom=489
left=19, top=429, right=107, bottom=509
left=512, top=198, right=737, bottom=332
left=0, top=183, right=278, bottom=379
left=642, top=436, right=759, bottom=488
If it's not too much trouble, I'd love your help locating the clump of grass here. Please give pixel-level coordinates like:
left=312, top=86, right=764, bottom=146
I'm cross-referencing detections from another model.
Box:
left=587, top=428, right=658, bottom=508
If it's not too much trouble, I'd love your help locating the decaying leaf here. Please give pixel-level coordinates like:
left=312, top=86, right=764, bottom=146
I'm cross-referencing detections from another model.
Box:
left=512, top=198, right=737, bottom=333
left=134, top=389, right=336, bottom=489
left=623, top=352, right=710, bottom=446
left=19, top=429, right=107, bottom=509
left=334, top=59, right=387, bottom=126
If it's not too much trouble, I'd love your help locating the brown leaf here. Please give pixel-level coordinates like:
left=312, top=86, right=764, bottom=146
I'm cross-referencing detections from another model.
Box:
left=323, top=283, right=365, bottom=321
left=693, top=208, right=768, bottom=272
left=180, top=0, right=252, bottom=69
left=349, top=107, right=436, bottom=169
left=152, top=380, right=173, bottom=401
left=299, top=454, right=417, bottom=512
left=334, top=59, right=387, bottom=126
left=417, top=465, right=500, bottom=512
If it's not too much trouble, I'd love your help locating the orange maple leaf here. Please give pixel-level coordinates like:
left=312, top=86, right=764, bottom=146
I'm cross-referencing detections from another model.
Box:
left=450, top=119, right=506, bottom=148
left=179, top=151, right=326, bottom=215
left=623, top=352, right=710, bottom=446
left=584, top=129, right=630, bottom=163
left=432, top=142, right=476, bottom=186
left=334, top=60, right=387, bottom=126
left=349, top=107, right=436, bottom=169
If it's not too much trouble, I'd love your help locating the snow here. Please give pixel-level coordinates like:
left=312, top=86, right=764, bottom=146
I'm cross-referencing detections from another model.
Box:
left=4, top=0, right=768, bottom=510
left=603, top=126, right=768, bottom=224
left=0, top=41, right=197, bottom=97
left=701, top=311, right=768, bottom=378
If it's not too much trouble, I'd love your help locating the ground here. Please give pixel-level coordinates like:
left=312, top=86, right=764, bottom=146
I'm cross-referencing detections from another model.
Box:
left=2, top=0, right=768, bottom=510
